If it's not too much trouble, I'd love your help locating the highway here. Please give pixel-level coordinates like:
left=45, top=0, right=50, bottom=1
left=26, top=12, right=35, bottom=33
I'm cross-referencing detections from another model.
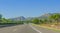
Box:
left=0, top=24, right=60, bottom=33
left=0, top=24, right=39, bottom=33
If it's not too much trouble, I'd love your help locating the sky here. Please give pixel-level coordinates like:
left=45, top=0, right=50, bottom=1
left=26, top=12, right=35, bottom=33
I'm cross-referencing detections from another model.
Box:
left=0, top=0, right=60, bottom=18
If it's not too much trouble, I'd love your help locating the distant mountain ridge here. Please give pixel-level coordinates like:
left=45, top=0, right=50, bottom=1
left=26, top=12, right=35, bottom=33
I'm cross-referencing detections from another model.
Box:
left=38, top=13, right=52, bottom=19
left=10, top=13, right=55, bottom=21
left=11, top=16, right=25, bottom=21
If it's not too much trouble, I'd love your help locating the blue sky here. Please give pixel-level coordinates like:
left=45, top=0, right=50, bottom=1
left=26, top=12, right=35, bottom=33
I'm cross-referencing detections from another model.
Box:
left=0, top=0, right=60, bottom=18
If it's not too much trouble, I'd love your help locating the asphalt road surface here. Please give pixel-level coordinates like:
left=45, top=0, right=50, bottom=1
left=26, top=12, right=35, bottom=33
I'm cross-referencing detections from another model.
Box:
left=0, top=24, right=60, bottom=33
left=0, top=24, right=39, bottom=33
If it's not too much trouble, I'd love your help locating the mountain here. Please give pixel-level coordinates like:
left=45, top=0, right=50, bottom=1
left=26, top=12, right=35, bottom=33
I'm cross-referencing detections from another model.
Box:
left=11, top=16, right=25, bottom=21
left=10, top=13, right=53, bottom=21
left=38, top=13, right=52, bottom=19
left=25, top=17, right=34, bottom=21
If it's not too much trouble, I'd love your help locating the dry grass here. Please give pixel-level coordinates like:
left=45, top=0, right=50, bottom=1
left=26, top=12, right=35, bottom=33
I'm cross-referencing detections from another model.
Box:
left=32, top=23, right=60, bottom=32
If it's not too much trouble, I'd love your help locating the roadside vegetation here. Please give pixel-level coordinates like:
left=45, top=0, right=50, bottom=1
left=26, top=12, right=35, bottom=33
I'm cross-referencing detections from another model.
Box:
left=0, top=13, right=60, bottom=31
left=32, top=13, right=60, bottom=31
left=0, top=14, right=24, bottom=25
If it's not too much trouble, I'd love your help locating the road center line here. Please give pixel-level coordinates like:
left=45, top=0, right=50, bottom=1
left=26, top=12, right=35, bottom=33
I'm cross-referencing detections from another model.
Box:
left=30, top=25, right=42, bottom=33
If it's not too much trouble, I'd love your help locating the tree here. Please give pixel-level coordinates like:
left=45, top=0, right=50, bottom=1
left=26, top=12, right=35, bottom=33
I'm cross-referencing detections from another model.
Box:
left=49, top=13, right=60, bottom=24
left=0, top=14, right=2, bottom=19
left=39, top=19, right=48, bottom=24
left=32, top=18, right=39, bottom=24
left=0, top=14, right=2, bottom=22
left=39, top=19, right=43, bottom=24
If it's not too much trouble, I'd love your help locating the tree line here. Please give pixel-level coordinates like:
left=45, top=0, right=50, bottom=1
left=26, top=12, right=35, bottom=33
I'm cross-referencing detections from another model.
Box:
left=32, top=13, right=60, bottom=25
left=0, top=13, right=60, bottom=25
left=0, top=14, right=24, bottom=25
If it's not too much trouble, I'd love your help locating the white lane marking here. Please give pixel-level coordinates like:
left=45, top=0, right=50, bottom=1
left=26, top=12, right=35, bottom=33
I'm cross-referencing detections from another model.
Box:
left=30, top=25, right=42, bottom=33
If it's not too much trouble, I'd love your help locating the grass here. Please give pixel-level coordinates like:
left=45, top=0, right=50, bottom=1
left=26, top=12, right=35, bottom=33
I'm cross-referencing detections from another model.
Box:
left=32, top=24, right=60, bottom=32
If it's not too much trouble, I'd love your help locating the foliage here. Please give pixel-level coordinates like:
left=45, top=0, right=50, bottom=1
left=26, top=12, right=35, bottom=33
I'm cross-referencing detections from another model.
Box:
left=32, top=13, right=60, bottom=25
left=32, top=18, right=40, bottom=24
left=0, top=14, right=2, bottom=19
left=0, top=13, right=60, bottom=25
left=0, top=14, right=2, bottom=22
left=49, top=13, right=60, bottom=24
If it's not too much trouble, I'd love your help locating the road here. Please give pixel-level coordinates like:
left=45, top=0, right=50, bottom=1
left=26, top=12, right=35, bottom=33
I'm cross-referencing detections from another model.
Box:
left=0, top=24, right=60, bottom=33
left=0, top=24, right=39, bottom=33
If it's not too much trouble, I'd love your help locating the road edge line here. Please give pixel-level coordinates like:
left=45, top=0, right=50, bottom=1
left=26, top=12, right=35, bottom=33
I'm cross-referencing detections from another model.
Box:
left=30, top=25, right=42, bottom=33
